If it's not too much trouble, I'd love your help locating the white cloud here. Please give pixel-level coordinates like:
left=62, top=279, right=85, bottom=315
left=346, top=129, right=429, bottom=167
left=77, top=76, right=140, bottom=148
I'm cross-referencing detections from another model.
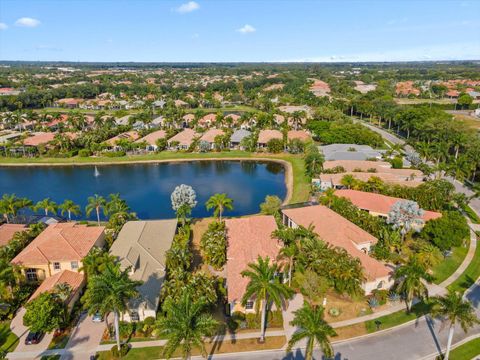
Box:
left=15, top=17, right=41, bottom=27
left=0, top=23, right=8, bottom=30
left=176, top=1, right=200, bottom=13
left=237, top=24, right=256, bottom=34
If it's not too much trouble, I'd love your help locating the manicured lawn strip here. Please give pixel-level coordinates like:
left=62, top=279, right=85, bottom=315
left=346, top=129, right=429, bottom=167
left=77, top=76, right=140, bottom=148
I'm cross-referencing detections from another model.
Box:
left=96, top=336, right=286, bottom=360
left=449, top=337, right=480, bottom=360
left=463, top=205, right=480, bottom=224
left=0, top=321, right=19, bottom=353
left=447, top=235, right=480, bottom=293
left=432, top=239, right=470, bottom=285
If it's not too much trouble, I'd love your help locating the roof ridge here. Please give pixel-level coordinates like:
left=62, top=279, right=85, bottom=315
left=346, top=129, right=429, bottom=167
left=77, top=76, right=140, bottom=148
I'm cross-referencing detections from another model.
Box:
left=59, top=228, right=83, bottom=259
left=135, top=221, right=166, bottom=269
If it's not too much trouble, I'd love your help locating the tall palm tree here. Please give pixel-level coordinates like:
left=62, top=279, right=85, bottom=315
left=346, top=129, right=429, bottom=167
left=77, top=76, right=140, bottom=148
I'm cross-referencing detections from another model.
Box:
left=277, top=244, right=297, bottom=286
left=34, top=198, right=58, bottom=216
left=319, top=188, right=336, bottom=208
left=286, top=302, right=337, bottom=360
left=80, top=247, right=116, bottom=278
left=82, top=262, right=141, bottom=351
left=156, top=292, right=218, bottom=359
left=241, top=256, right=293, bottom=342
left=431, top=290, right=480, bottom=360
left=0, top=194, right=18, bottom=223
left=59, top=199, right=81, bottom=221
left=394, top=256, right=433, bottom=312
left=85, top=194, right=107, bottom=225
left=205, top=193, right=233, bottom=222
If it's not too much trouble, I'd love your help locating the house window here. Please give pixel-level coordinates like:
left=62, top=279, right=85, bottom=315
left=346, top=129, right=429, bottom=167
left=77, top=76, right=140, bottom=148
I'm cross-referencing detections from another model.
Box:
left=130, top=311, right=139, bottom=321
left=53, top=262, right=61, bottom=271
left=245, top=300, right=254, bottom=310
left=26, top=269, right=38, bottom=281
left=377, top=281, right=385, bottom=289
left=71, top=261, right=79, bottom=270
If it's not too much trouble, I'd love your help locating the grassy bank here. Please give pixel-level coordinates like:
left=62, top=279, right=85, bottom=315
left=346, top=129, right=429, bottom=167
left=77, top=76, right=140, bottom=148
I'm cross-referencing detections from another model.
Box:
left=432, top=240, right=470, bottom=285
left=447, top=234, right=480, bottom=293
left=0, top=321, right=19, bottom=354
left=450, top=337, right=480, bottom=360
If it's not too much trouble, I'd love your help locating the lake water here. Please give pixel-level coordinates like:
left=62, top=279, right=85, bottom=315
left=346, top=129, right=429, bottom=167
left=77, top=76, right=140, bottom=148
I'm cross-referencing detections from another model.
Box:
left=0, top=160, right=286, bottom=220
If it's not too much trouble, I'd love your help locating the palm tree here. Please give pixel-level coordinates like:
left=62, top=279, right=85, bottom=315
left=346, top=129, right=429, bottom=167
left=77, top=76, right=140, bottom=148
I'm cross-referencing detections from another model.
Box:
left=340, top=174, right=356, bottom=189
left=176, top=203, right=192, bottom=226
left=85, top=194, right=107, bottom=225
left=286, top=302, right=337, bottom=360
left=59, top=199, right=81, bottom=221
left=205, top=193, right=233, bottom=222
left=82, top=262, right=141, bottom=351
left=80, top=247, right=116, bottom=278
left=394, top=256, right=433, bottom=312
left=34, top=198, right=58, bottom=216
left=241, top=256, right=293, bottom=342
left=156, top=292, right=218, bottom=359
left=277, top=244, right=297, bottom=286
left=430, top=290, right=480, bottom=360
left=0, top=194, right=19, bottom=223
left=319, top=188, right=336, bottom=208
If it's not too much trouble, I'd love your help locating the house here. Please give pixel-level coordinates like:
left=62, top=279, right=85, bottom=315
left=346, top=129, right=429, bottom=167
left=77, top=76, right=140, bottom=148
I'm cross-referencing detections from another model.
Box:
left=230, top=129, right=251, bottom=149
left=281, top=205, right=393, bottom=294
left=309, top=80, right=331, bottom=97
left=323, top=160, right=392, bottom=173
left=150, top=116, right=164, bottom=128
left=0, top=224, right=26, bottom=247
left=198, top=113, right=216, bottom=128
left=105, top=131, right=140, bottom=150
left=167, top=128, right=197, bottom=150
left=182, top=114, right=195, bottom=128
left=174, top=99, right=189, bottom=108
left=320, top=144, right=385, bottom=161
left=354, top=81, right=377, bottom=94
left=199, top=129, right=225, bottom=150
left=109, top=220, right=177, bottom=321
left=54, top=98, right=83, bottom=109
left=314, top=172, right=423, bottom=191
left=257, top=129, right=283, bottom=148
left=395, top=81, right=420, bottom=97
left=115, top=115, right=131, bottom=126
left=11, top=222, right=105, bottom=282
left=287, top=130, right=310, bottom=142
left=23, top=132, right=56, bottom=147
left=225, top=216, right=281, bottom=313
left=28, top=270, right=85, bottom=312
left=137, top=130, right=167, bottom=151
left=335, top=189, right=442, bottom=223
left=224, top=114, right=241, bottom=127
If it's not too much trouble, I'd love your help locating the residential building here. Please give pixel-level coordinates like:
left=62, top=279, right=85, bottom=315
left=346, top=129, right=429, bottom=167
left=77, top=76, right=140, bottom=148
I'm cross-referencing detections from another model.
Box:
left=230, top=129, right=251, bottom=149
left=320, top=144, right=385, bottom=161
left=137, top=130, right=167, bottom=151
left=199, top=129, right=225, bottom=150
left=198, top=113, right=216, bottom=128
left=167, top=128, right=197, bottom=150
left=109, top=220, right=177, bottom=321
left=11, top=222, right=105, bottom=282
left=281, top=205, right=393, bottom=294
left=105, top=131, right=140, bottom=150
left=314, top=172, right=423, bottom=191
left=257, top=129, right=283, bottom=148
left=23, top=132, right=56, bottom=147
left=0, top=224, right=26, bottom=247
left=287, top=130, right=310, bottom=142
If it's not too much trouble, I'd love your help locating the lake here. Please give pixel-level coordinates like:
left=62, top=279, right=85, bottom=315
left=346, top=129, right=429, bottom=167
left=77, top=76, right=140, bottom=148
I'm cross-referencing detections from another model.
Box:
left=0, top=160, right=287, bottom=220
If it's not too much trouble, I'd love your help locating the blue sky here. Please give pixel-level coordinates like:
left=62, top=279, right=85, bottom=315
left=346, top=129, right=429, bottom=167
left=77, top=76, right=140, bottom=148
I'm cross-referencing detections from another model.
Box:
left=0, top=0, right=479, bottom=62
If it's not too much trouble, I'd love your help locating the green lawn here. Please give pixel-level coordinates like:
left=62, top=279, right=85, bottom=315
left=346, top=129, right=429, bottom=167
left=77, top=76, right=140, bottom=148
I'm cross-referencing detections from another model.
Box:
left=463, top=205, right=480, bottom=224
left=0, top=321, right=19, bottom=353
left=449, top=337, right=480, bottom=360
left=447, top=234, right=480, bottom=293
left=0, top=152, right=310, bottom=204
left=432, top=240, right=470, bottom=285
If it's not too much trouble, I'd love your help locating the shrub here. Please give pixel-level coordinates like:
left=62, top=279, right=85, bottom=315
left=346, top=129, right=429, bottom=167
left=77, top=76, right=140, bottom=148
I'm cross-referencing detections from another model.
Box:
left=143, top=316, right=155, bottom=326
left=200, top=221, right=227, bottom=270
left=368, top=297, right=379, bottom=308
left=267, top=138, right=284, bottom=153
left=390, top=156, right=403, bottom=169
left=110, top=344, right=129, bottom=358
left=329, top=308, right=341, bottom=317
left=118, top=321, right=134, bottom=338
left=421, top=211, right=469, bottom=250
left=371, top=289, right=389, bottom=305
left=78, top=149, right=92, bottom=157
left=104, top=151, right=126, bottom=157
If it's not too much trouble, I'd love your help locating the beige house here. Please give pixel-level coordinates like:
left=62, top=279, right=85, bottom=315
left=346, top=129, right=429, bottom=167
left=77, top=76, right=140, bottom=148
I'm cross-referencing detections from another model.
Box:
left=109, top=220, right=177, bottom=321
left=11, top=223, right=105, bottom=282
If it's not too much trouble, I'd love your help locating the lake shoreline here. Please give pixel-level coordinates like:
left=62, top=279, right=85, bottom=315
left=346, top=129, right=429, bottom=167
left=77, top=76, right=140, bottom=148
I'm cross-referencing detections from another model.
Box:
left=0, top=155, right=294, bottom=205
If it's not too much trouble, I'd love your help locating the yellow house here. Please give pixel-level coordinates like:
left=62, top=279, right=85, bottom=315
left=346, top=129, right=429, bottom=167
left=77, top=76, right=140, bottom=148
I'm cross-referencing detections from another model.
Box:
left=11, top=222, right=105, bottom=282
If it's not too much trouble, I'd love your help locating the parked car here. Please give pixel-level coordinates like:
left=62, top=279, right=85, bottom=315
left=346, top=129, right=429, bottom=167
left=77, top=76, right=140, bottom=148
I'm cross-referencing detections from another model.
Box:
left=92, top=312, right=103, bottom=323
left=25, top=331, right=44, bottom=345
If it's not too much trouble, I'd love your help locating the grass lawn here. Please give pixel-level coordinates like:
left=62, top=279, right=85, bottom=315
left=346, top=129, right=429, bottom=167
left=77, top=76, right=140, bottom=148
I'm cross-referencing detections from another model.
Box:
left=0, top=321, right=19, bottom=353
left=449, top=337, right=480, bottom=360
left=432, top=239, right=470, bottom=285
left=463, top=205, right=480, bottom=224
left=97, top=336, right=286, bottom=360
left=0, top=152, right=310, bottom=204
left=184, top=105, right=260, bottom=113
left=447, top=234, right=480, bottom=293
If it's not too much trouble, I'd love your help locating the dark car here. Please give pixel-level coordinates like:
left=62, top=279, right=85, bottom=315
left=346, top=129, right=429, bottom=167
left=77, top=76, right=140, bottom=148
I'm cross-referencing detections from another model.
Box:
left=25, top=331, right=44, bottom=345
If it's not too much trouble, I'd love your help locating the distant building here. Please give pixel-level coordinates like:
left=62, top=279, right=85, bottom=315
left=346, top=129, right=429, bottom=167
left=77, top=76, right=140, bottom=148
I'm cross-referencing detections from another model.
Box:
left=320, top=144, right=385, bottom=161
left=230, top=129, right=251, bottom=149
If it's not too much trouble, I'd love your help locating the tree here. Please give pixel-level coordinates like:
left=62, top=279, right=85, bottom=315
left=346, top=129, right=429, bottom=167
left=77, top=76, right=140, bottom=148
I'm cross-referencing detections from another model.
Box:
left=34, top=198, right=58, bottom=216
left=200, top=221, right=227, bottom=270
left=205, top=193, right=233, bottom=222
left=241, top=256, right=293, bottom=342
left=156, top=292, right=218, bottom=360
left=85, top=194, right=107, bottom=225
left=259, top=195, right=282, bottom=215
left=431, top=290, right=480, bottom=360
left=59, top=199, right=81, bottom=221
left=319, top=188, right=336, bottom=208
left=277, top=244, right=297, bottom=286
left=23, top=292, right=65, bottom=333
left=80, top=247, right=116, bottom=278
left=304, top=144, right=324, bottom=177
left=387, top=200, right=424, bottom=240
left=171, top=184, right=197, bottom=214
left=421, top=211, right=469, bottom=251
left=293, top=270, right=330, bottom=306
left=394, top=256, right=433, bottom=312
left=267, top=138, right=284, bottom=153
left=457, top=93, right=473, bottom=109
left=82, top=262, right=141, bottom=351
left=286, top=302, right=336, bottom=360
left=0, top=194, right=23, bottom=223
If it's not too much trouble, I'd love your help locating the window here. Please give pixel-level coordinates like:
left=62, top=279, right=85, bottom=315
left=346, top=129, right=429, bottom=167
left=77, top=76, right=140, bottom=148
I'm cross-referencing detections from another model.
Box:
left=130, top=311, right=139, bottom=321
left=71, top=261, right=78, bottom=270
left=377, top=281, right=385, bottom=289
left=53, top=262, right=61, bottom=271
left=26, top=269, right=38, bottom=281
left=245, top=300, right=254, bottom=310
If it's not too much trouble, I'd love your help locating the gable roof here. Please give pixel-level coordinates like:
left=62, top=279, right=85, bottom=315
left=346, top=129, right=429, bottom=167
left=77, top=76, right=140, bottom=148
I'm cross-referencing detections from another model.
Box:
left=335, top=189, right=442, bottom=222
left=230, top=129, right=251, bottom=143
left=23, top=132, right=55, bottom=147
left=29, top=269, right=85, bottom=302
left=257, top=129, right=283, bottom=144
left=0, top=224, right=26, bottom=247
left=168, top=128, right=197, bottom=146
left=199, top=129, right=225, bottom=143
left=282, top=205, right=391, bottom=281
left=287, top=130, right=310, bottom=141
left=11, top=223, right=105, bottom=266
left=225, top=216, right=280, bottom=303
left=319, top=172, right=423, bottom=187
left=137, top=130, right=167, bottom=145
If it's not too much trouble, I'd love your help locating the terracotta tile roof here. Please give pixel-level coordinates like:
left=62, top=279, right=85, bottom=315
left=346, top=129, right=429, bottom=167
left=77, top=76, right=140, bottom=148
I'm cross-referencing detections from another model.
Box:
left=287, top=130, right=310, bottom=141
left=167, top=129, right=197, bottom=146
left=11, top=223, right=105, bottom=266
left=225, top=216, right=281, bottom=303
left=257, top=129, right=283, bottom=144
left=0, top=224, right=26, bottom=247
left=29, top=270, right=85, bottom=302
left=23, top=132, right=55, bottom=146
left=324, top=160, right=392, bottom=172
left=106, top=131, right=140, bottom=146
left=335, top=189, right=442, bottom=222
left=282, top=205, right=391, bottom=280
left=319, top=172, right=423, bottom=187
left=199, top=129, right=225, bottom=143
left=137, top=130, right=167, bottom=145
left=183, top=114, right=195, bottom=121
